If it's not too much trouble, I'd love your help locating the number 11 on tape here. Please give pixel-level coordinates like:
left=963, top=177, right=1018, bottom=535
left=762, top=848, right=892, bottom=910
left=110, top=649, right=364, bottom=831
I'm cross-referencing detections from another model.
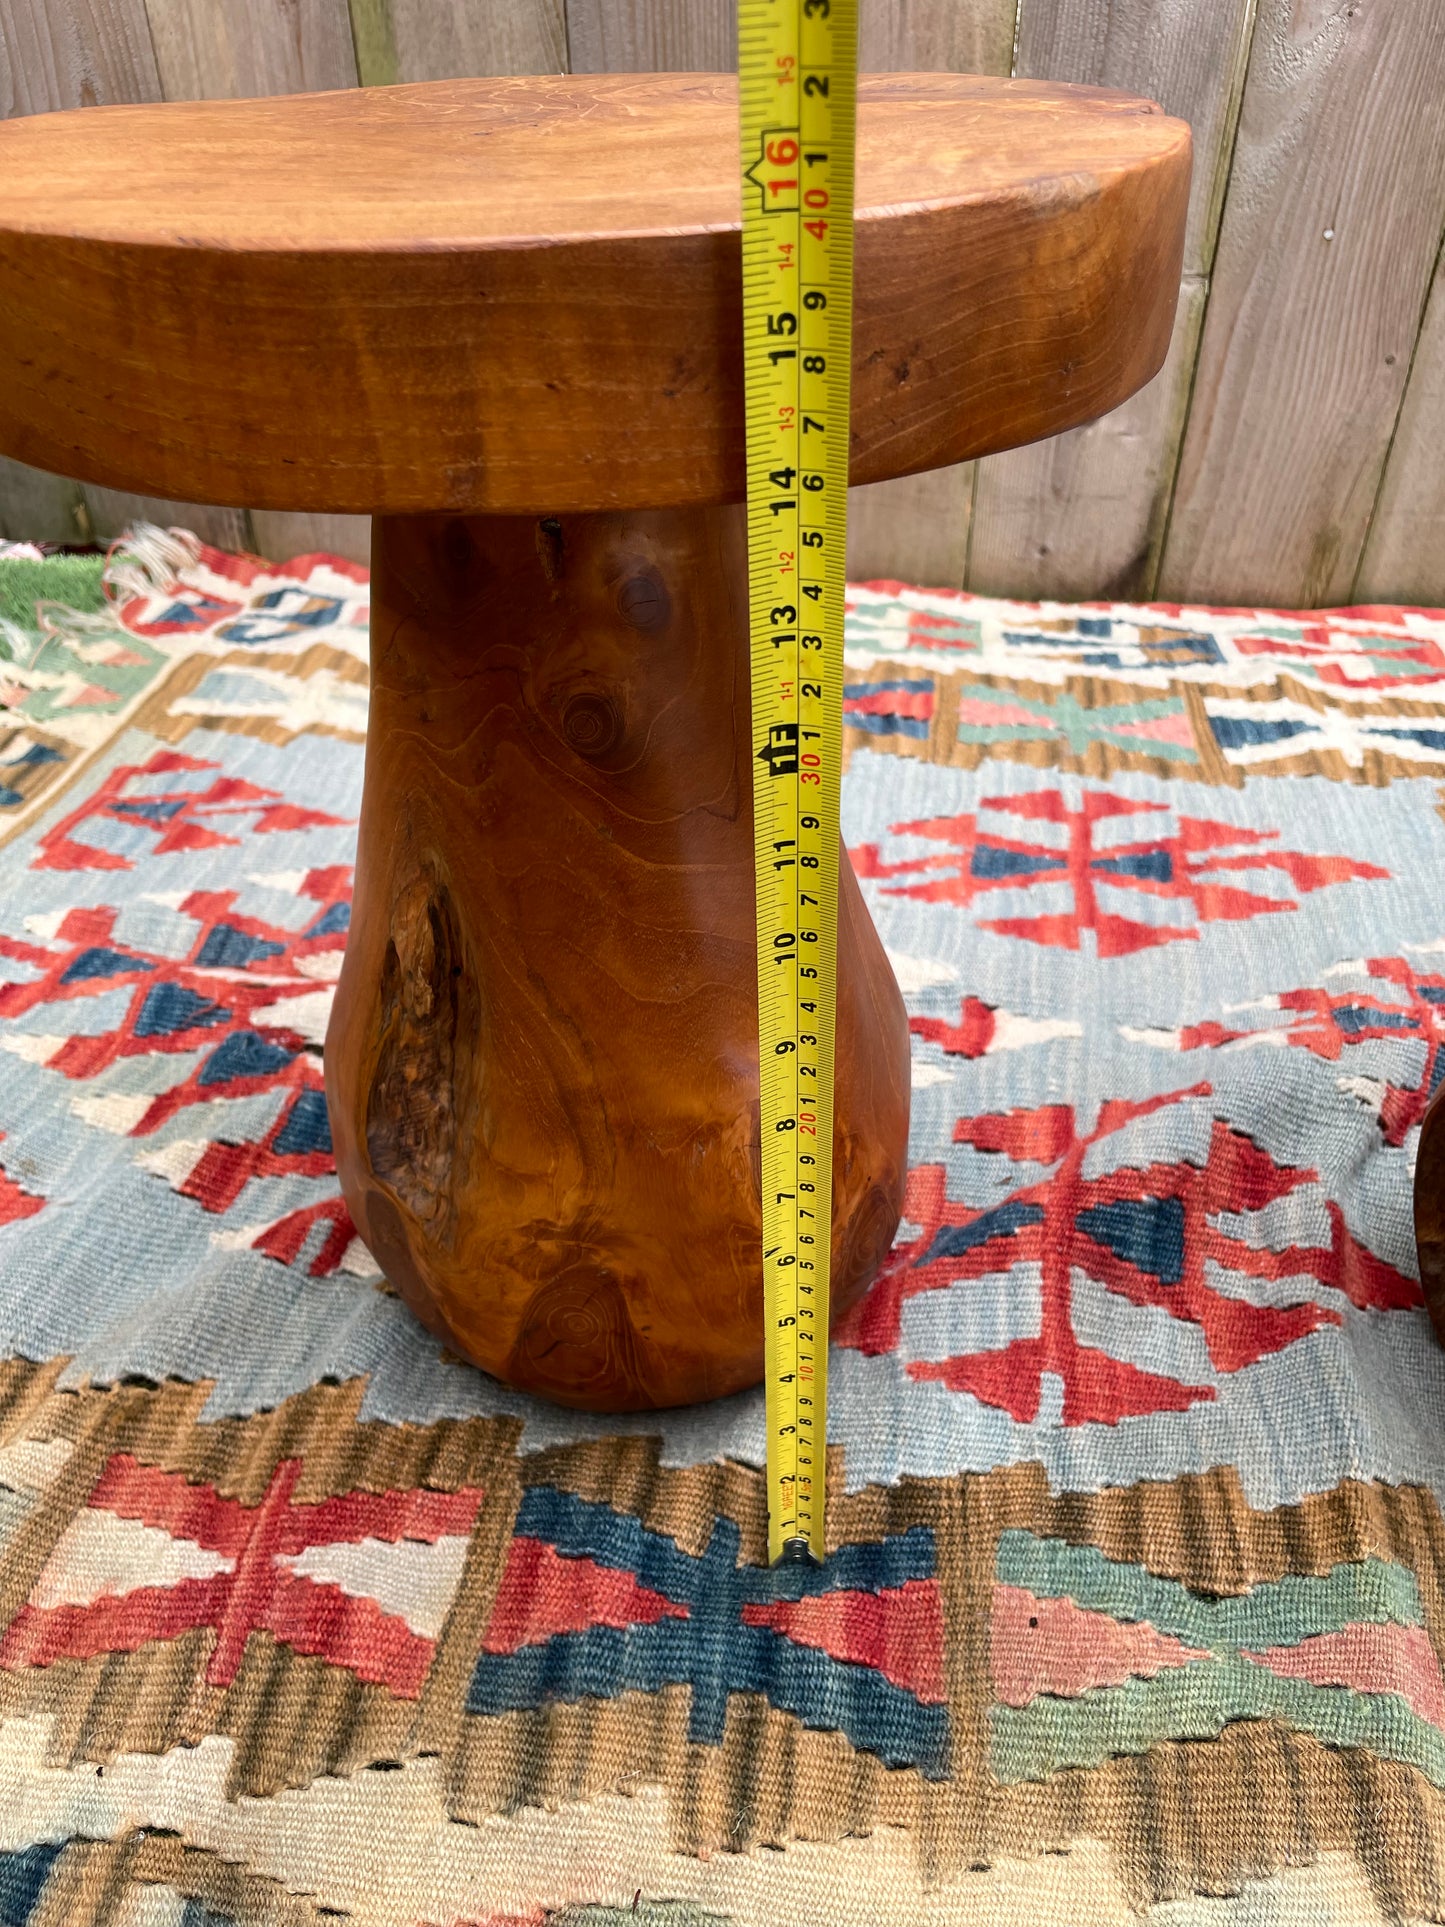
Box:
left=738, top=0, right=857, bottom=1566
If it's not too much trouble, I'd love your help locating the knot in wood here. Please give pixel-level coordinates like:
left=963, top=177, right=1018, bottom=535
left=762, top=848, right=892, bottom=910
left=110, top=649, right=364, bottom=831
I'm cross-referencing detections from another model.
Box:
left=511, top=1268, right=645, bottom=1405
left=616, top=568, right=671, bottom=633
left=560, top=690, right=624, bottom=760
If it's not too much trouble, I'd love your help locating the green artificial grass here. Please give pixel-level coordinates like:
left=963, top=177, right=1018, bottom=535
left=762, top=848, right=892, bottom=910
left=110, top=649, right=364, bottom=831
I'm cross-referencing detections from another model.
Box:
left=0, top=552, right=107, bottom=637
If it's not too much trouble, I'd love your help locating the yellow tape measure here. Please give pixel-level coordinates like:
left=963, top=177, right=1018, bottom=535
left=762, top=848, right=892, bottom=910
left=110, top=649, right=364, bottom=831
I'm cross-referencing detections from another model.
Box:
left=739, top=0, right=857, bottom=1565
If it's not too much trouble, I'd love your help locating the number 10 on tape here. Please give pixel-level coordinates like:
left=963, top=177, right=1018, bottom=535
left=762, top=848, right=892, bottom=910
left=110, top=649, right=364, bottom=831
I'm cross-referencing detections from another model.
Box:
left=738, top=0, right=857, bottom=1566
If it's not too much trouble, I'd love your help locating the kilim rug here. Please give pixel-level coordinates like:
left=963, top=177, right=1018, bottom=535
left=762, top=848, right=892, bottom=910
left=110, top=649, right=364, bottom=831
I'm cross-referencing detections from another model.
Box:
left=1, top=526, right=1445, bottom=1923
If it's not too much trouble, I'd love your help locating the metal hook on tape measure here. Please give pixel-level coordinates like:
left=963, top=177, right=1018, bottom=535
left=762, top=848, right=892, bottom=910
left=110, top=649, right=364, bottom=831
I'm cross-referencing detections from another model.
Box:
left=778, top=1537, right=821, bottom=1569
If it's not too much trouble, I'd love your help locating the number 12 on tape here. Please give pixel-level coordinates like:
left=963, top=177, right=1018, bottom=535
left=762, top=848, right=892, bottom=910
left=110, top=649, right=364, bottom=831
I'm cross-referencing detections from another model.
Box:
left=738, top=0, right=857, bottom=1566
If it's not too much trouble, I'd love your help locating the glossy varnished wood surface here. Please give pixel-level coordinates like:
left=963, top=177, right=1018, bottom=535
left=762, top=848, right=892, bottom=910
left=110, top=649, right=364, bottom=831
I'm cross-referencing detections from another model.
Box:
left=0, top=73, right=1190, bottom=514
left=326, top=506, right=910, bottom=1409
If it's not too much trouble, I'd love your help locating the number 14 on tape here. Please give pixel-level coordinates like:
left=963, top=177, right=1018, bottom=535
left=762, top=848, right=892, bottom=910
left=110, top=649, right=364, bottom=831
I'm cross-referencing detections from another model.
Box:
left=738, top=0, right=857, bottom=1566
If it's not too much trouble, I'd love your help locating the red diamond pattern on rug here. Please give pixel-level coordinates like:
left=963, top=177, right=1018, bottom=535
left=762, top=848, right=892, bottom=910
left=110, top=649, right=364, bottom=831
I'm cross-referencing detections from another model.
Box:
left=852, top=787, right=1390, bottom=955
left=0, top=1453, right=484, bottom=1697
left=33, top=749, right=347, bottom=872
left=837, top=1086, right=1419, bottom=1424
left=1149, top=954, right=1445, bottom=1147
left=0, top=868, right=359, bottom=1273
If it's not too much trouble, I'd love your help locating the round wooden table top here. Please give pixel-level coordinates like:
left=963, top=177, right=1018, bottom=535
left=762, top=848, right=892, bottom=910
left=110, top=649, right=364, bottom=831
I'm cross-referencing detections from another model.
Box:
left=0, top=73, right=1190, bottom=517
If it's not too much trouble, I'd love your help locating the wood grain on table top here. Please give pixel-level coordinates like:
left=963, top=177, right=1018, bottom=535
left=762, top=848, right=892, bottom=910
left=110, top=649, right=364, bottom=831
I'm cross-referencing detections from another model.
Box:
left=0, top=72, right=1179, bottom=245
left=0, top=72, right=1191, bottom=515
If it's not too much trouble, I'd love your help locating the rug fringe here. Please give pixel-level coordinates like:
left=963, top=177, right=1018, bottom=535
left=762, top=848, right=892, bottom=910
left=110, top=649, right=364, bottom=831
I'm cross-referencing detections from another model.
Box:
left=1, top=523, right=203, bottom=682
left=2, top=522, right=198, bottom=677
left=0, top=614, right=42, bottom=668
left=0, top=599, right=127, bottom=674
left=103, top=521, right=204, bottom=606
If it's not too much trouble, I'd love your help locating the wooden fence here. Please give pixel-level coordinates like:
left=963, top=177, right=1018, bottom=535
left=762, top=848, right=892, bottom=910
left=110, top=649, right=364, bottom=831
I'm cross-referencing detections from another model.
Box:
left=2, top=0, right=1443, bottom=607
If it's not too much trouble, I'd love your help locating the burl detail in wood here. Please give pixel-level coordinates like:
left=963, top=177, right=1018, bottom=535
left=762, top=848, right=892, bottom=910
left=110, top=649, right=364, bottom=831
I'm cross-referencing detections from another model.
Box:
left=0, top=75, right=1191, bottom=1410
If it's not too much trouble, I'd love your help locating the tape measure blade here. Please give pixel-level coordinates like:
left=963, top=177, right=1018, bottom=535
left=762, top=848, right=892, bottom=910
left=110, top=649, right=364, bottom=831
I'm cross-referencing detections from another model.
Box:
left=740, top=0, right=855, bottom=1567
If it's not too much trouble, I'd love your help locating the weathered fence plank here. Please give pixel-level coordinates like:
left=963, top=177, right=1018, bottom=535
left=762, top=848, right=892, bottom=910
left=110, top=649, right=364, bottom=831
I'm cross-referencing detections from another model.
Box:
left=967, top=0, right=1255, bottom=601
left=847, top=464, right=972, bottom=589
left=858, top=0, right=1013, bottom=78
left=566, top=0, right=729, bottom=70
left=351, top=0, right=564, bottom=86
left=1159, top=0, right=1445, bottom=607
left=143, top=0, right=357, bottom=99
left=0, top=460, right=84, bottom=545
left=250, top=511, right=371, bottom=566
left=838, top=0, right=1016, bottom=588
left=1355, top=250, right=1445, bottom=607
left=0, top=0, right=159, bottom=115
left=1013, top=0, right=1255, bottom=273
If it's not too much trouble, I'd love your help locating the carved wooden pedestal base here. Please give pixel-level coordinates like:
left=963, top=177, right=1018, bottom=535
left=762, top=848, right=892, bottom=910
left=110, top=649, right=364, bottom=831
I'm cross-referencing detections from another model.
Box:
left=326, top=508, right=910, bottom=1411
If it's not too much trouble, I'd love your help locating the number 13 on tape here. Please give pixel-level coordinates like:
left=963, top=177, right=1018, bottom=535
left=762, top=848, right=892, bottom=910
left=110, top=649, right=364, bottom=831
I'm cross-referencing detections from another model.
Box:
left=738, top=0, right=857, bottom=1566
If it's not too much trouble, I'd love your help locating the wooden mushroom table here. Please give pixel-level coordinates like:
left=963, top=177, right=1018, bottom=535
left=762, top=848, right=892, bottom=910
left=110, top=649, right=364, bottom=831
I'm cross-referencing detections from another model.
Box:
left=0, top=75, right=1190, bottom=1412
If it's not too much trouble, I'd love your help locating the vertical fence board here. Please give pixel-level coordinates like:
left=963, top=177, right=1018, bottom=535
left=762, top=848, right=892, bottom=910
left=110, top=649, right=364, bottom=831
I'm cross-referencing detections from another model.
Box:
left=565, top=0, right=729, bottom=72
left=0, top=0, right=160, bottom=115
left=1159, top=0, right=1445, bottom=608
left=250, top=510, right=371, bottom=566
left=967, top=0, right=1254, bottom=601
left=858, top=0, right=1014, bottom=86
left=143, top=0, right=357, bottom=99
left=0, top=460, right=83, bottom=551
left=353, top=0, right=564, bottom=85
left=840, top=0, right=1015, bottom=588
left=1354, top=249, right=1445, bottom=607
left=847, top=464, right=972, bottom=590
left=345, top=0, right=396, bottom=83
left=0, top=462, right=85, bottom=545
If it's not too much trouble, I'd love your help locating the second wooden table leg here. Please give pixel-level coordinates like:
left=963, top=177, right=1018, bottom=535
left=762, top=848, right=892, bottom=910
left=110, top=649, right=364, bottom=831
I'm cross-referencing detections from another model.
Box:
left=326, top=506, right=910, bottom=1411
